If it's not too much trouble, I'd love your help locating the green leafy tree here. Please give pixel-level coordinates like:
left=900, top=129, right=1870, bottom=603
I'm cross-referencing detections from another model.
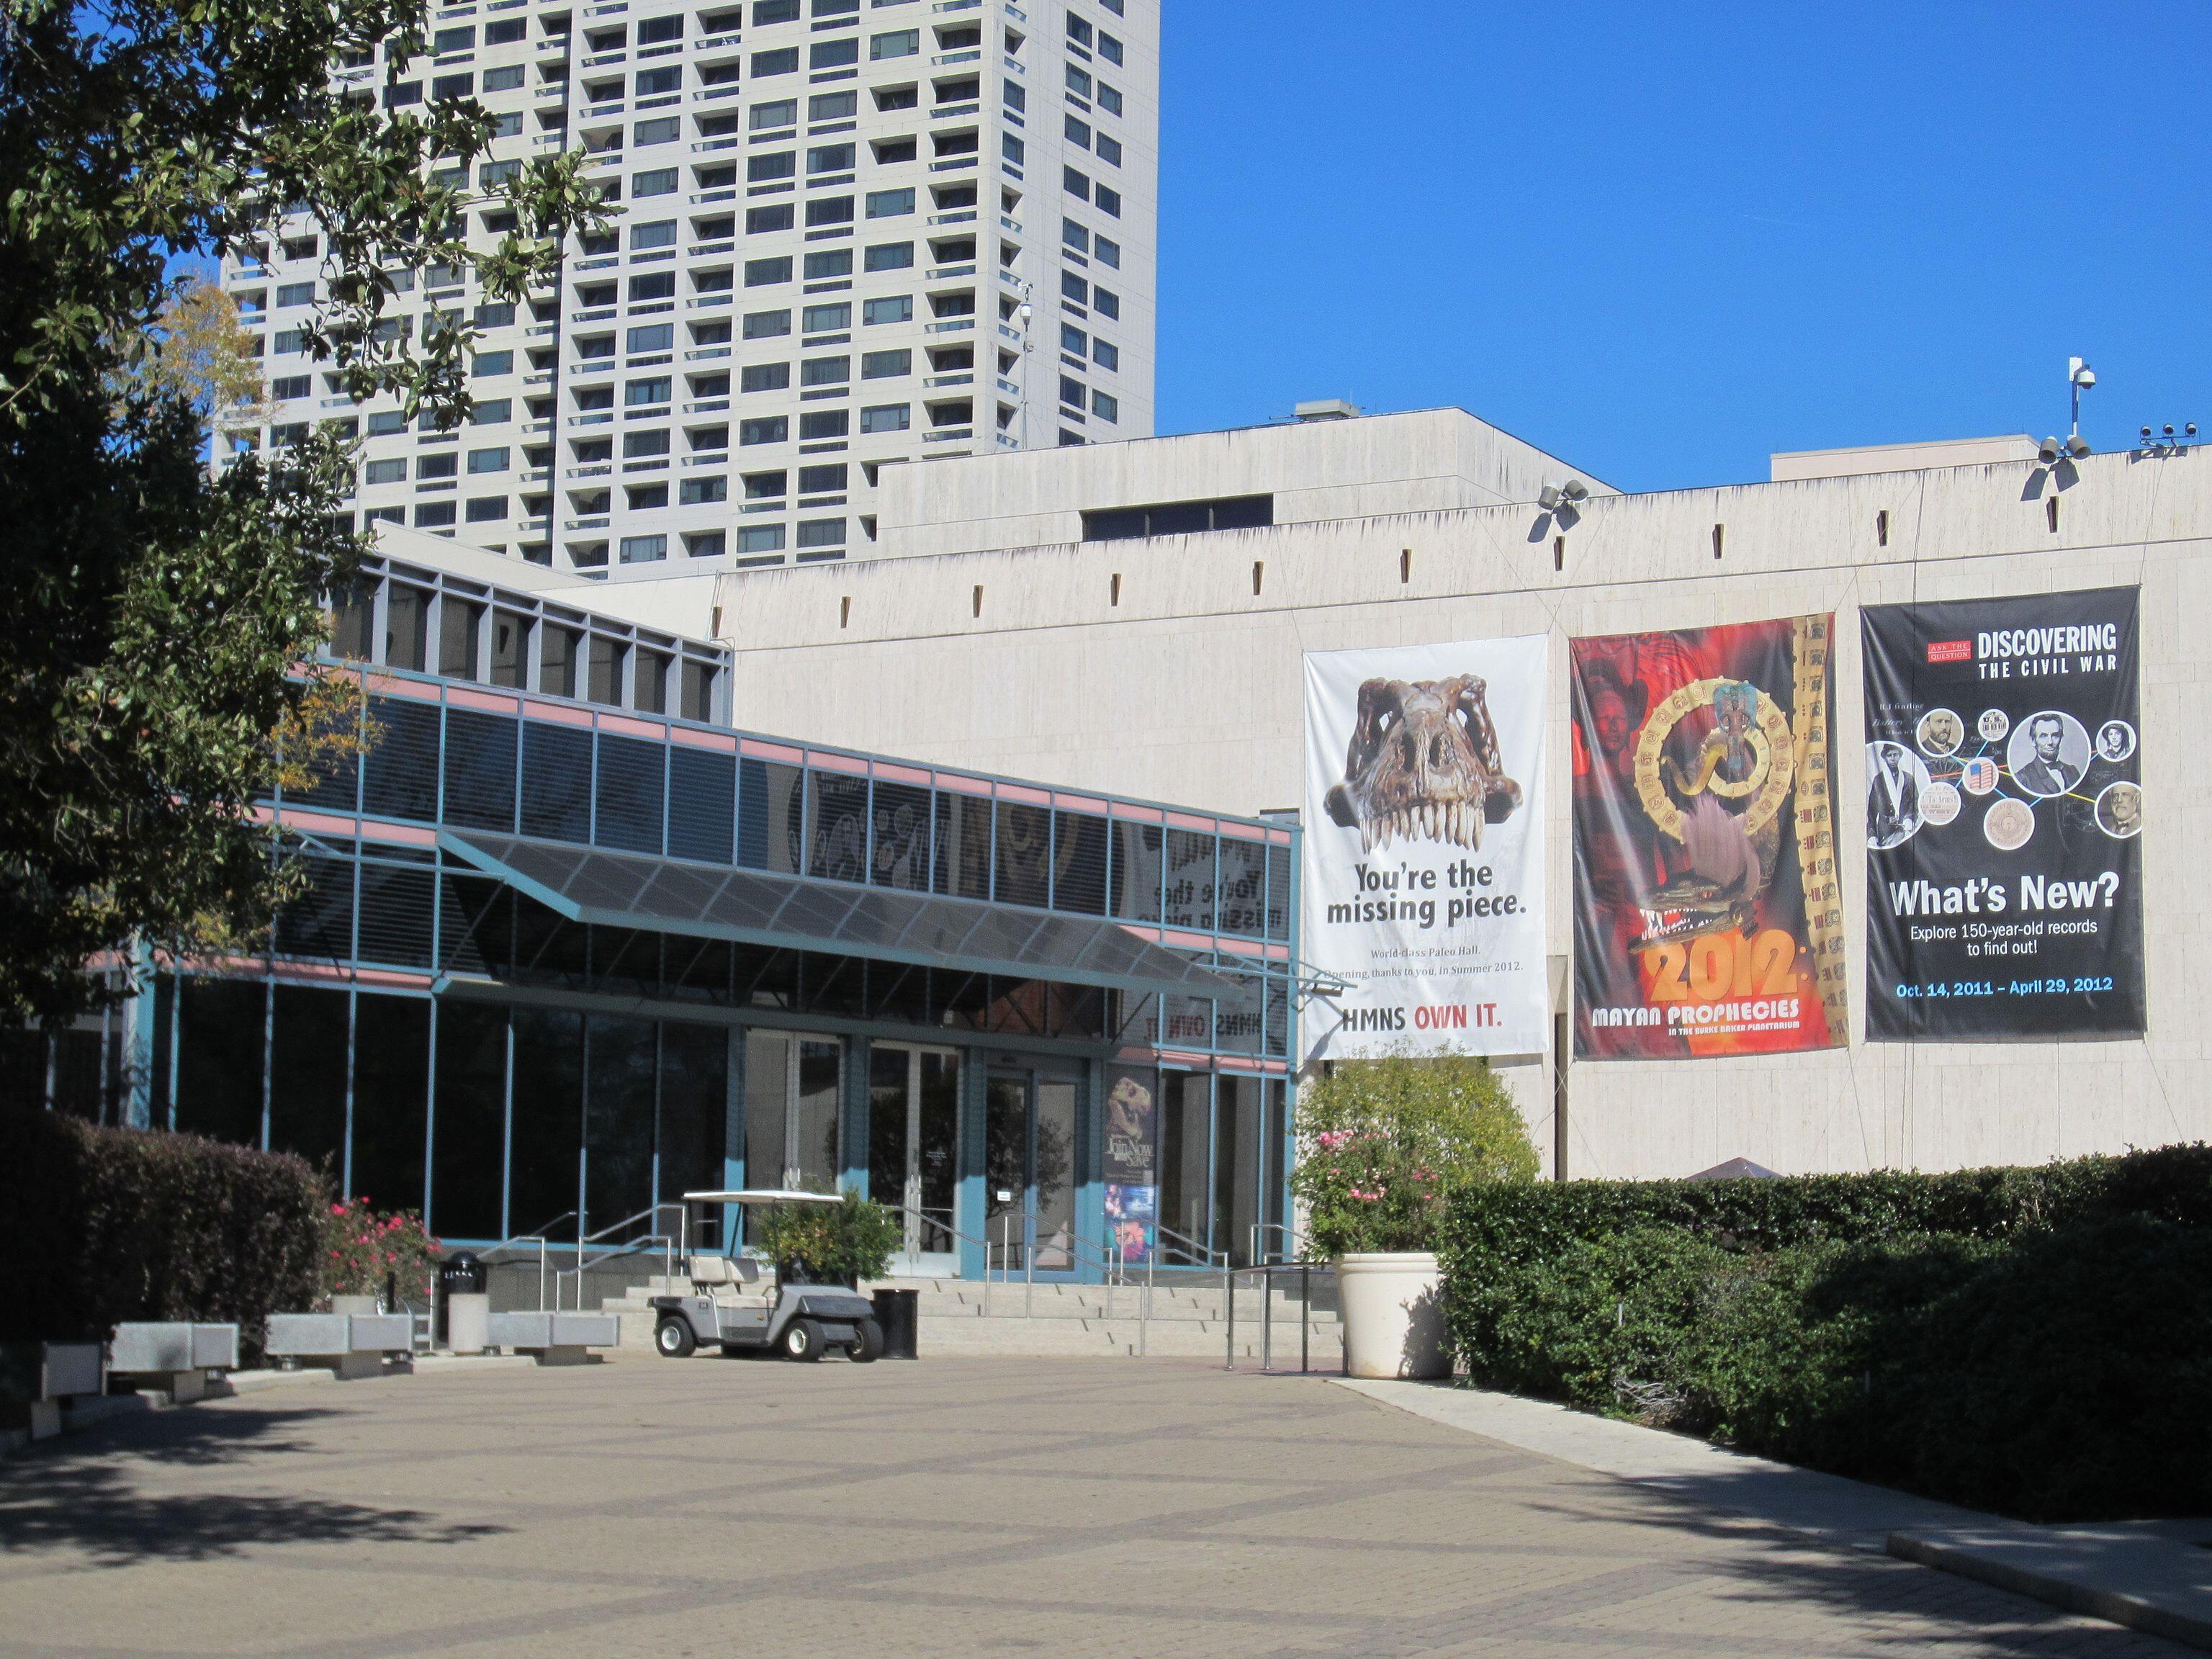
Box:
left=1291, top=1046, right=1539, bottom=1256
left=0, top=0, right=608, bottom=1028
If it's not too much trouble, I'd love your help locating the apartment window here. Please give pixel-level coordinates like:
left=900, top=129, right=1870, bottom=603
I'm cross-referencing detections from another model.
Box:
left=804, top=248, right=852, bottom=279
left=634, top=117, right=680, bottom=146
left=1002, top=132, right=1025, bottom=166
left=631, top=219, right=678, bottom=249
left=577, top=335, right=616, bottom=363
left=465, top=495, right=508, bottom=521
left=797, top=463, right=847, bottom=493
left=634, top=66, right=680, bottom=96
left=629, top=270, right=677, bottom=301
left=270, top=374, right=310, bottom=400
left=690, top=423, right=730, bottom=451
left=744, top=309, right=793, bottom=338
left=750, top=150, right=796, bottom=181
left=364, top=458, right=408, bottom=485
left=745, top=256, right=794, bottom=287
left=1004, top=81, right=1027, bottom=112
left=1094, top=186, right=1121, bottom=218
left=626, top=377, right=673, bottom=407
left=1066, top=15, right=1092, bottom=47
left=859, top=403, right=908, bottom=433
left=680, top=476, right=727, bottom=504
left=809, top=143, right=856, bottom=174
left=627, top=322, right=675, bottom=353
left=804, top=196, right=854, bottom=228
left=809, top=38, right=858, bottom=68
left=685, top=531, right=727, bottom=559
left=809, top=90, right=858, bottom=121
left=1095, top=133, right=1122, bottom=167
left=368, top=410, right=405, bottom=435
left=1092, top=390, right=1118, bottom=423
left=1097, top=83, right=1122, bottom=116
left=474, top=300, right=516, bottom=329
left=746, top=204, right=796, bottom=234
left=432, top=24, right=475, bottom=50
left=752, top=98, right=798, bottom=130
left=1060, top=220, right=1087, bottom=254
left=865, top=240, right=914, bottom=271
left=866, top=187, right=915, bottom=218
left=1062, top=166, right=1089, bottom=202
left=752, top=47, right=799, bottom=75
left=384, top=81, right=422, bottom=107
left=796, top=518, right=845, bottom=549
left=1064, top=115, right=1091, bottom=150
left=737, top=525, right=786, bottom=554
left=1060, top=271, right=1087, bottom=305
left=1099, top=30, right=1123, bottom=64
left=801, top=355, right=850, bottom=385
left=740, top=416, right=789, bottom=445
left=632, top=168, right=678, bottom=197
left=874, top=84, right=918, bottom=112
left=870, top=28, right=917, bottom=58
left=620, top=534, right=667, bottom=564
left=638, top=14, right=681, bottom=42
left=472, top=399, right=513, bottom=425
left=871, top=135, right=917, bottom=163
left=486, top=17, right=525, bottom=42
left=1059, top=323, right=1086, bottom=354
left=415, top=501, right=457, bottom=528
left=1092, top=285, right=1120, bottom=319
left=745, top=471, right=787, bottom=499
left=861, top=295, right=911, bottom=325
left=626, top=483, right=667, bottom=509
left=433, top=71, right=473, bottom=99
left=276, top=281, right=315, bottom=307
left=482, top=63, right=523, bottom=90
left=1083, top=495, right=1276, bottom=541
left=798, top=409, right=848, bottom=439
left=1064, top=64, right=1091, bottom=97
left=1092, top=338, right=1118, bottom=372
left=418, top=452, right=459, bottom=480
left=271, top=328, right=305, bottom=354
left=802, top=301, right=851, bottom=331
left=623, top=429, right=671, bottom=457
left=474, top=349, right=514, bottom=375
left=467, top=446, right=509, bottom=473
left=742, top=361, right=792, bottom=391
left=860, top=349, right=909, bottom=378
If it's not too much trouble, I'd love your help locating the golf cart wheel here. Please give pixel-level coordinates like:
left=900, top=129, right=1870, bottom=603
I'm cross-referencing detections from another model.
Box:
left=655, top=1317, right=697, bottom=1359
left=782, top=1318, right=824, bottom=1362
left=848, top=1318, right=883, bottom=1363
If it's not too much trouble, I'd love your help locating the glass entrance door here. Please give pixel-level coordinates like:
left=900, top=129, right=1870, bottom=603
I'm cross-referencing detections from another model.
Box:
left=868, top=1044, right=960, bottom=1274
left=985, top=1068, right=1079, bottom=1274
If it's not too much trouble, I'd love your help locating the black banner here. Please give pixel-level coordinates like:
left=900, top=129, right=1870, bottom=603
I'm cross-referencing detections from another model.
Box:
left=1861, top=587, right=2144, bottom=1039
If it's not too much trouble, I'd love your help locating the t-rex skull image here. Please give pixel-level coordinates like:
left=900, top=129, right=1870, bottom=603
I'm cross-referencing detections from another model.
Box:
left=1323, top=675, right=1522, bottom=851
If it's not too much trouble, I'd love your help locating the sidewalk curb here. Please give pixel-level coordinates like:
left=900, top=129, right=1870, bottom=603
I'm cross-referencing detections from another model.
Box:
left=1888, top=1530, right=2212, bottom=1655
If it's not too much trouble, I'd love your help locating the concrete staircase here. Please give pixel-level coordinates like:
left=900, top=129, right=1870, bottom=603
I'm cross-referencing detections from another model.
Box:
left=597, top=1271, right=1344, bottom=1365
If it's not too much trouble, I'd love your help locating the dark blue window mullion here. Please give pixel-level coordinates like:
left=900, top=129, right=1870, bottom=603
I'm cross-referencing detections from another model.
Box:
left=588, top=728, right=600, bottom=846
left=423, top=998, right=441, bottom=1235
left=661, top=733, right=673, bottom=857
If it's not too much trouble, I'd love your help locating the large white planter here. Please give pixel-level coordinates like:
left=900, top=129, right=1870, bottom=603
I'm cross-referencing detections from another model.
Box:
left=329, top=1294, right=381, bottom=1317
left=1336, top=1252, right=1450, bottom=1380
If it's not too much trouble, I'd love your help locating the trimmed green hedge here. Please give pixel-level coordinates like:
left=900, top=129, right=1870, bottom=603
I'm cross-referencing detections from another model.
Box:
left=0, top=1107, right=327, bottom=1360
left=1438, top=1147, right=2212, bottom=1521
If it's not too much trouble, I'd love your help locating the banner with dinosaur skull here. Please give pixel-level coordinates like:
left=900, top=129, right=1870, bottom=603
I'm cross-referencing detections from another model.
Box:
left=1301, top=635, right=1550, bottom=1060
left=1570, top=615, right=1848, bottom=1059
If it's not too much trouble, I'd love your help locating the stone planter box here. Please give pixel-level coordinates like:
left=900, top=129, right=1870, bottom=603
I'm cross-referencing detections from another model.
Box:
left=107, top=1323, right=240, bottom=1403
left=265, top=1313, right=415, bottom=1380
left=0, top=1342, right=107, bottom=1439
left=487, top=1311, right=621, bottom=1364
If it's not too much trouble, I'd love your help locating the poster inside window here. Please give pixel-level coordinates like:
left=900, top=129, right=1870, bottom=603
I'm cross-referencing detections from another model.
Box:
left=1301, top=635, right=1550, bottom=1059
left=1102, top=1065, right=1158, bottom=1262
left=1571, top=614, right=1847, bottom=1058
left=1861, top=587, right=2144, bottom=1038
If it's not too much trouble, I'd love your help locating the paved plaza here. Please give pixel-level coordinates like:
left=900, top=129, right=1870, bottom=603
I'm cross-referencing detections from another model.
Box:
left=0, top=1357, right=2190, bottom=1658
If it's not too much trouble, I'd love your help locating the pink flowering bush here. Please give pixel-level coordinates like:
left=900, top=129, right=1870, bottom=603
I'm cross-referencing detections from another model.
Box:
left=1292, top=1047, right=1539, bottom=1256
left=320, top=1197, right=441, bottom=1308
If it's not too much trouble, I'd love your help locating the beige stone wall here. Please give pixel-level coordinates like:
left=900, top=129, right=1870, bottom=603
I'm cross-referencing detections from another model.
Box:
left=713, top=447, right=2212, bottom=1179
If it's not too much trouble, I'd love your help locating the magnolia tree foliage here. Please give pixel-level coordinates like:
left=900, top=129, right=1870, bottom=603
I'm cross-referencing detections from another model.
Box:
left=0, top=0, right=608, bottom=1026
left=1290, top=1048, right=1539, bottom=1256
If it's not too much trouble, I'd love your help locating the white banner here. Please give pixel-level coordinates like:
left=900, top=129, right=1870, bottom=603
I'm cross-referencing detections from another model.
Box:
left=1302, top=635, right=1550, bottom=1059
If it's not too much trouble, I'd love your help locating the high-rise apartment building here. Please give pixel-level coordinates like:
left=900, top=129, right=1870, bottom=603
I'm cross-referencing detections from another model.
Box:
left=222, top=0, right=1157, bottom=579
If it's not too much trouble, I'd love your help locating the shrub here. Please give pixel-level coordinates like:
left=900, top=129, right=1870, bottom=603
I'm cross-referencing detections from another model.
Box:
left=1290, top=1047, right=1539, bottom=1256
left=321, top=1197, right=441, bottom=1308
left=752, top=1190, right=903, bottom=1286
left=0, top=1107, right=326, bottom=1361
left=1438, top=1146, right=2212, bottom=1521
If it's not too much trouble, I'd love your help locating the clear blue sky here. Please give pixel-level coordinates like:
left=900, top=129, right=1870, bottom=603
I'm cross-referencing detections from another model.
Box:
left=1154, top=3, right=2211, bottom=492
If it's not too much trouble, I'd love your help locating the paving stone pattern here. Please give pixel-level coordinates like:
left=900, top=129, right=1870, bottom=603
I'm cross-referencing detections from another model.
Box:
left=0, top=1358, right=2190, bottom=1658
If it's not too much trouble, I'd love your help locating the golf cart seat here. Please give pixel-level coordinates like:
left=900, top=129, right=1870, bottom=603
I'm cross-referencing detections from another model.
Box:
left=688, top=1254, right=763, bottom=1304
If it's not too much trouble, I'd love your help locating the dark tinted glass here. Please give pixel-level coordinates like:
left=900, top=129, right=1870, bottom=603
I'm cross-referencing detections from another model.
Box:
left=932, top=793, right=991, bottom=898
left=174, top=977, right=265, bottom=1146
left=668, top=746, right=736, bottom=862
left=521, top=723, right=593, bottom=841
left=349, top=992, right=430, bottom=1212
left=269, top=985, right=349, bottom=1176
left=869, top=782, right=930, bottom=889
left=442, top=708, right=517, bottom=831
left=595, top=733, right=665, bottom=853
left=994, top=803, right=1051, bottom=907
left=276, top=854, right=354, bottom=959
left=1215, top=837, right=1266, bottom=937
left=431, top=999, right=507, bottom=1238
left=508, top=1005, right=583, bottom=1236
left=1110, top=822, right=1161, bottom=922
left=806, top=771, right=868, bottom=881
left=585, top=1015, right=657, bottom=1225
left=1052, top=810, right=1108, bottom=914
left=362, top=697, right=441, bottom=821
left=1163, top=830, right=1216, bottom=931
left=355, top=862, right=437, bottom=966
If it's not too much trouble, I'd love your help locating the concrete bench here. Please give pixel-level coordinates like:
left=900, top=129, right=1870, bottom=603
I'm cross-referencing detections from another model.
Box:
left=265, top=1313, right=415, bottom=1380
left=486, top=1311, right=622, bottom=1365
left=110, top=1323, right=239, bottom=1403
left=0, top=1342, right=105, bottom=1439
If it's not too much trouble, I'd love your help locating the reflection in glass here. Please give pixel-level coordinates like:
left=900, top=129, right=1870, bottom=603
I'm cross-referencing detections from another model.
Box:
left=793, top=1039, right=841, bottom=1190
left=1157, top=1071, right=1210, bottom=1262
left=431, top=999, right=506, bottom=1240
left=743, top=1028, right=789, bottom=1187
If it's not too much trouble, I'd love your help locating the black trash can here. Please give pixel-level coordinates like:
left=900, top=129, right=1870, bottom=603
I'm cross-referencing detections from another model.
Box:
left=871, top=1288, right=920, bottom=1360
left=435, top=1252, right=486, bottom=1344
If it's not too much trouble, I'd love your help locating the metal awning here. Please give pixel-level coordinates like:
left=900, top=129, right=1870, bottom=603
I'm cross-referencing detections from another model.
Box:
left=437, top=830, right=1231, bottom=998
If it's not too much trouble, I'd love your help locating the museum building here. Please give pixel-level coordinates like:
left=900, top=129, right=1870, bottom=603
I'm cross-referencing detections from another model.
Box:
left=51, top=550, right=1298, bottom=1281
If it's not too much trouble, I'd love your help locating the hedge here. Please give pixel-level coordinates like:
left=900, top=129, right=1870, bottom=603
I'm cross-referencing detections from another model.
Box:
left=1438, top=1146, right=2212, bottom=1521
left=0, top=1107, right=328, bottom=1361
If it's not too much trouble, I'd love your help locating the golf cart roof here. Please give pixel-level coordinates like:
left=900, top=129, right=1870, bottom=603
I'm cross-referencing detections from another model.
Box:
left=680, top=1189, right=842, bottom=1208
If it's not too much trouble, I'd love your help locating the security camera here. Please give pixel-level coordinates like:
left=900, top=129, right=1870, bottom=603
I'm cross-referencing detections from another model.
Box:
left=2074, top=367, right=2096, bottom=389
left=1537, top=482, right=1564, bottom=511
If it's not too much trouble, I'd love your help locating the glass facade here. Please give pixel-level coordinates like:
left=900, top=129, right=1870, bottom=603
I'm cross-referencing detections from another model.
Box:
left=54, top=559, right=1298, bottom=1279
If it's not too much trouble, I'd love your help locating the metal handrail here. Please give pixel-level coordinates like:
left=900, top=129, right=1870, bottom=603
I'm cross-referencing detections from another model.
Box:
left=1249, top=1220, right=1313, bottom=1266
left=1223, top=1259, right=1339, bottom=1377
left=1153, top=1220, right=1223, bottom=1270
left=551, top=1201, right=688, bottom=1310
left=473, top=1211, right=578, bottom=1310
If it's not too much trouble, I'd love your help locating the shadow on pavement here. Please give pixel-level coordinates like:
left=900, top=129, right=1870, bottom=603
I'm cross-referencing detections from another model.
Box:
left=0, top=1401, right=508, bottom=1565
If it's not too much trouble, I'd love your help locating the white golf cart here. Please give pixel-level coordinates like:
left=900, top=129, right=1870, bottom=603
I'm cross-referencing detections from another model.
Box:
left=649, top=1190, right=884, bottom=1363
